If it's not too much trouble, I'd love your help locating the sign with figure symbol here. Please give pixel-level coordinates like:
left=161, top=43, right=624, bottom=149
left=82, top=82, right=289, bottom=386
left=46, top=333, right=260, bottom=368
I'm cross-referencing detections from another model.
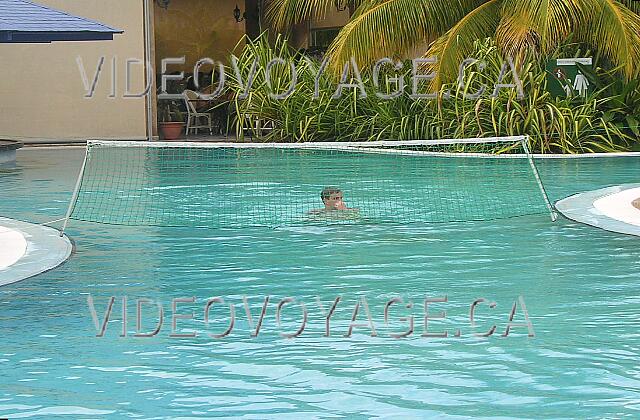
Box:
left=546, top=58, right=593, bottom=98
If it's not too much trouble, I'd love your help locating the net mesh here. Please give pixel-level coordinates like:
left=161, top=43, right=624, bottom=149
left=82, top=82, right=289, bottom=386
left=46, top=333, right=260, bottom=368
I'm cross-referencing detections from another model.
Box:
left=67, top=137, right=554, bottom=228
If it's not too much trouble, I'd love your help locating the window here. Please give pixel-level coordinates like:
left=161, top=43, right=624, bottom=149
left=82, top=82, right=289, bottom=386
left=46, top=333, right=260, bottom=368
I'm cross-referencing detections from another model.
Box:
left=309, top=27, right=341, bottom=49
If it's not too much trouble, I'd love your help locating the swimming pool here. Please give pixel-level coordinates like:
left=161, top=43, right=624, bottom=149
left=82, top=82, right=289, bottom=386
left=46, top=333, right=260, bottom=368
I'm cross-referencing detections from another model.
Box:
left=1, top=147, right=639, bottom=418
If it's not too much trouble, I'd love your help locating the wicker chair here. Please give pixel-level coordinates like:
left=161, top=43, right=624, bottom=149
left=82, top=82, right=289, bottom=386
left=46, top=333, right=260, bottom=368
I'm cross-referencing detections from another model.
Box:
left=183, top=89, right=213, bottom=135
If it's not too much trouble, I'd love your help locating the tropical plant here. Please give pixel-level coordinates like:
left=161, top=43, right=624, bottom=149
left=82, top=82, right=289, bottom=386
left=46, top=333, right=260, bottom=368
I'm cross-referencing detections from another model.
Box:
left=227, top=35, right=637, bottom=153
left=158, top=99, right=185, bottom=123
left=268, top=0, right=640, bottom=85
left=588, top=66, right=640, bottom=141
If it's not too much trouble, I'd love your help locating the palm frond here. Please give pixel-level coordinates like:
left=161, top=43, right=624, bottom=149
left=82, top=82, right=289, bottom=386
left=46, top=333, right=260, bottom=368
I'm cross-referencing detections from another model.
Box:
left=266, top=0, right=337, bottom=31
left=576, top=0, right=640, bottom=79
left=497, top=0, right=588, bottom=60
left=424, top=0, right=502, bottom=86
left=326, top=0, right=482, bottom=71
left=616, top=0, right=640, bottom=15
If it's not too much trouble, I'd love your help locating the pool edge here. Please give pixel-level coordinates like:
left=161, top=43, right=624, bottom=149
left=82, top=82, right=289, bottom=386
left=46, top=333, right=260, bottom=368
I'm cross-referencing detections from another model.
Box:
left=0, top=217, right=73, bottom=287
left=555, top=184, right=640, bottom=238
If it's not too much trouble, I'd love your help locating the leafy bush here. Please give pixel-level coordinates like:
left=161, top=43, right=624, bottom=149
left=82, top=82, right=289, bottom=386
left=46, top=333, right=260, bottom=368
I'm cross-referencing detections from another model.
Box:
left=227, top=35, right=639, bottom=153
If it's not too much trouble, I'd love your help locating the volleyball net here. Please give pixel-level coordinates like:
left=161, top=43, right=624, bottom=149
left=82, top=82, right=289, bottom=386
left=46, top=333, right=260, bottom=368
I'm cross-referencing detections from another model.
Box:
left=60, top=136, right=556, bottom=233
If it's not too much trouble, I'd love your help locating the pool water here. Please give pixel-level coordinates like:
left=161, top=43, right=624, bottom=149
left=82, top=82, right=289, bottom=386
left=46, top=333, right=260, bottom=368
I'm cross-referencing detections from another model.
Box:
left=1, top=148, right=639, bottom=418
left=70, top=145, right=550, bottom=228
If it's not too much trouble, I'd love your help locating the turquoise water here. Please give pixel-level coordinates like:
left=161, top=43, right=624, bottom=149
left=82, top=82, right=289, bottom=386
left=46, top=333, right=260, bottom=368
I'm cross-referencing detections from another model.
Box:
left=71, top=145, right=549, bottom=228
left=1, top=148, right=639, bottom=419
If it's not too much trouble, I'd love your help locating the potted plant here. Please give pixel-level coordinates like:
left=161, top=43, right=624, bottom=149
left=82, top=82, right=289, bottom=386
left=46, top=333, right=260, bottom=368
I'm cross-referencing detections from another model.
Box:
left=158, top=102, right=185, bottom=140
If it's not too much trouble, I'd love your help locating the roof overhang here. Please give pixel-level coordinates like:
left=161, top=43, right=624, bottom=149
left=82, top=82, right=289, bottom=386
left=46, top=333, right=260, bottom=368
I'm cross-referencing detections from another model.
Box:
left=0, top=30, right=119, bottom=43
left=0, top=0, right=123, bottom=43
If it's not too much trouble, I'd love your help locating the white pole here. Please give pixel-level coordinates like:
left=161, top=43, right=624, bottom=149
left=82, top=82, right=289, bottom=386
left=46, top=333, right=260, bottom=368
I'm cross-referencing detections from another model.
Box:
left=521, top=136, right=557, bottom=221
left=143, top=0, right=154, bottom=141
left=60, top=146, right=90, bottom=236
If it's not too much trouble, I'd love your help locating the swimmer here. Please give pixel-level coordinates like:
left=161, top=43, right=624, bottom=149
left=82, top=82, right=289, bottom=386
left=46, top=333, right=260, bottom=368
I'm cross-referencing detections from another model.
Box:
left=308, top=187, right=359, bottom=217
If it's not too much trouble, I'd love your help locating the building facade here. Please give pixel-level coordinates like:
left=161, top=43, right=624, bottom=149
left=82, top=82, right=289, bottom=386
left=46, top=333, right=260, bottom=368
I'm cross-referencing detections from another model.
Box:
left=0, top=0, right=349, bottom=143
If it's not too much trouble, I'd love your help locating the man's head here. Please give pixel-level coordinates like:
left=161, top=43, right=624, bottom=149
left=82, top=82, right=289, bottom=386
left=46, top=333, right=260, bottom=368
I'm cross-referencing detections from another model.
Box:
left=321, top=187, right=346, bottom=210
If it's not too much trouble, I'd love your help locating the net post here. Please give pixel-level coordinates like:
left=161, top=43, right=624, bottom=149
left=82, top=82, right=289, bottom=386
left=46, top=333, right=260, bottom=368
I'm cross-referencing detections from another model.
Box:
left=520, top=136, right=557, bottom=221
left=60, top=143, right=90, bottom=237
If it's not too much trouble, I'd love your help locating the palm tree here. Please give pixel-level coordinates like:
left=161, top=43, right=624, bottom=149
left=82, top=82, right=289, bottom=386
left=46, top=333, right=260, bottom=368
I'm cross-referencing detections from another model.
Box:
left=267, top=0, right=640, bottom=85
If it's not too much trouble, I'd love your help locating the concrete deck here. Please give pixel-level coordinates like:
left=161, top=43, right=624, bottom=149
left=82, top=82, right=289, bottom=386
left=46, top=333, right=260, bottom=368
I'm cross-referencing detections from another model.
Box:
left=556, top=184, right=640, bottom=237
left=0, top=217, right=72, bottom=287
left=593, top=187, right=640, bottom=227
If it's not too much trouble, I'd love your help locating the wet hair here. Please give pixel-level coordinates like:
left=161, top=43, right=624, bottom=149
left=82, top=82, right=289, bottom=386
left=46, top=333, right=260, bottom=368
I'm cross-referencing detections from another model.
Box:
left=321, top=187, right=342, bottom=201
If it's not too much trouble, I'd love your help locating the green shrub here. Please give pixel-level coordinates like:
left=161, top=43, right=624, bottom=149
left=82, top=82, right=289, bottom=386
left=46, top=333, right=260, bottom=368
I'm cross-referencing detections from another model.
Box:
left=227, top=35, right=638, bottom=153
